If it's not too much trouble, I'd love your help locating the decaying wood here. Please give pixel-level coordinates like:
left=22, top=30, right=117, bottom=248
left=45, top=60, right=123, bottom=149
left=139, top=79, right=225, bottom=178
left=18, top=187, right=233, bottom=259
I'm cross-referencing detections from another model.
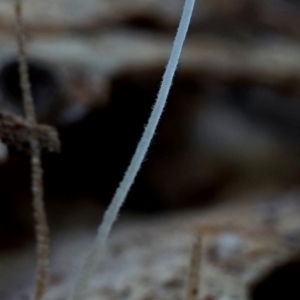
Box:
left=2, top=190, right=300, bottom=300
left=1, top=32, right=300, bottom=85
left=1, top=0, right=300, bottom=37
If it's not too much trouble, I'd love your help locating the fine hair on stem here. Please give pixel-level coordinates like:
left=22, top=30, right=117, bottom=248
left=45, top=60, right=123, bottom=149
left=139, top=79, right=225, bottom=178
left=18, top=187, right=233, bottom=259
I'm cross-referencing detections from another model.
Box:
left=71, top=0, right=195, bottom=299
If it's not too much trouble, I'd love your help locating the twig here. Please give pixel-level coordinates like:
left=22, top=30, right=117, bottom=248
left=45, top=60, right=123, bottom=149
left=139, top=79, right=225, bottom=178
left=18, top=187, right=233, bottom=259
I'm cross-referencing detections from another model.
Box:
left=185, top=236, right=202, bottom=300
left=15, top=1, right=50, bottom=299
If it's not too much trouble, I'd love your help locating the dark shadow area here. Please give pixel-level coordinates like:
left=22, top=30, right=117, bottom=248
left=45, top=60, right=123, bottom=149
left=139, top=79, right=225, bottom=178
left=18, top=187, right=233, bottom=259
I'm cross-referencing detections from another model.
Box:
left=250, top=258, right=300, bottom=300
left=124, top=15, right=164, bottom=32
left=0, top=59, right=59, bottom=117
left=43, top=68, right=165, bottom=213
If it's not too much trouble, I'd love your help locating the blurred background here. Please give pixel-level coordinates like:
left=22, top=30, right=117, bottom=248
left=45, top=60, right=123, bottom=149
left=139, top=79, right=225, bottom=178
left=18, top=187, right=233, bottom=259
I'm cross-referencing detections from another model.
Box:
left=1, top=0, right=300, bottom=246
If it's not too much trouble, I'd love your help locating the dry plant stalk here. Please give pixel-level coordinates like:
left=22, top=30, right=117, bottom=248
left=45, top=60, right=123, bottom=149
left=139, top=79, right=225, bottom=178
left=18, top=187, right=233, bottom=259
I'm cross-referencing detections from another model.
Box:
left=15, top=1, right=50, bottom=299
left=185, top=237, right=202, bottom=300
left=72, top=1, right=195, bottom=299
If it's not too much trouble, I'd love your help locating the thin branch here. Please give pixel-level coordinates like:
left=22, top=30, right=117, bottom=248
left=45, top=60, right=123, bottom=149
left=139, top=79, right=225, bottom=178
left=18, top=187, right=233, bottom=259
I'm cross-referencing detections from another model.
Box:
left=185, top=237, right=202, bottom=300
left=71, top=0, right=195, bottom=299
left=15, top=1, right=50, bottom=300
